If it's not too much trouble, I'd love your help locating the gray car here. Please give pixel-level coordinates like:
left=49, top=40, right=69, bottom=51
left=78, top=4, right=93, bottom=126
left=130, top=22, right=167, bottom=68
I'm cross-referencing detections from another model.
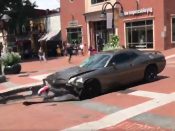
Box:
left=41, top=49, right=166, bottom=100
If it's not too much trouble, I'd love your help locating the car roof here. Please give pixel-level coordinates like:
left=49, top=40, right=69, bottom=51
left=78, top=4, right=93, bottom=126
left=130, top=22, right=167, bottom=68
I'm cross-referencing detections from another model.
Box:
left=97, top=49, right=142, bottom=55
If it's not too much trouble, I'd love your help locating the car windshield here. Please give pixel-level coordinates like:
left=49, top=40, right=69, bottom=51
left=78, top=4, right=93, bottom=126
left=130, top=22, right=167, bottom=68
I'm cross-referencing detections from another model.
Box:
left=80, top=54, right=111, bottom=69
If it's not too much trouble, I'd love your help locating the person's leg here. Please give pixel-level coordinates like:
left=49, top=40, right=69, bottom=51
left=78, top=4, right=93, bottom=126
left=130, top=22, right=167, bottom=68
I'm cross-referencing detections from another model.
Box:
left=68, top=54, right=71, bottom=63
left=81, top=49, right=84, bottom=56
left=42, top=54, right=47, bottom=62
left=39, top=55, right=42, bottom=62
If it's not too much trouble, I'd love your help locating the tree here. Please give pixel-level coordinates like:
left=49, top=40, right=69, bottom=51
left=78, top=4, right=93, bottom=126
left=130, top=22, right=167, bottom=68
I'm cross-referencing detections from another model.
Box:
left=0, top=0, right=37, bottom=34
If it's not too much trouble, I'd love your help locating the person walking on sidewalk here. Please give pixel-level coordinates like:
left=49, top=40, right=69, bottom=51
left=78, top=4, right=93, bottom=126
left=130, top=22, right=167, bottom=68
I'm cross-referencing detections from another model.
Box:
left=79, top=43, right=84, bottom=56
left=66, top=43, right=73, bottom=63
left=38, top=46, right=47, bottom=62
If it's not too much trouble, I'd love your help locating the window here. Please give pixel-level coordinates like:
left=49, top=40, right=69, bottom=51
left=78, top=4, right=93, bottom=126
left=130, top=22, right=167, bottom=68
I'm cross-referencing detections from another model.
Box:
left=80, top=54, right=111, bottom=69
left=172, top=17, right=175, bottom=42
left=67, top=27, right=82, bottom=44
left=126, top=20, right=153, bottom=49
left=91, top=0, right=107, bottom=4
left=128, top=52, right=138, bottom=59
left=112, top=53, right=131, bottom=64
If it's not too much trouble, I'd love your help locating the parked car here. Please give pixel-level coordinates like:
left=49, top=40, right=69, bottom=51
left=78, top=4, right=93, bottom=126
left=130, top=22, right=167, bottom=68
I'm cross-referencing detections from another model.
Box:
left=39, top=49, right=166, bottom=100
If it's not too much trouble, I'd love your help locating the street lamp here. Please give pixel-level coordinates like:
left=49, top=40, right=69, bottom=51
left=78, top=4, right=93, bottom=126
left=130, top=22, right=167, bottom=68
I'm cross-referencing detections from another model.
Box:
left=101, top=0, right=124, bottom=35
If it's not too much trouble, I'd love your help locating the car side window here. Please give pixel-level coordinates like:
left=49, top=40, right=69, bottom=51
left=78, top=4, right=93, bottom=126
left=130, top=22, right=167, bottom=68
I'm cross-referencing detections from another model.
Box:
left=128, top=52, right=138, bottom=60
left=112, top=53, right=131, bottom=64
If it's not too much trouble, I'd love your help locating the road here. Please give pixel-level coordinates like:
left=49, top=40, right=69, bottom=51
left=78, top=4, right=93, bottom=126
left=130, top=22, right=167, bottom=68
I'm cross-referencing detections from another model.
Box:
left=0, top=57, right=175, bottom=130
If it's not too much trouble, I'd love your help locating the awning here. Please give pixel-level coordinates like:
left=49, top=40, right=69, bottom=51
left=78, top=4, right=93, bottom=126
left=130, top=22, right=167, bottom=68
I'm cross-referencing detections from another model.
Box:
left=38, top=31, right=60, bottom=42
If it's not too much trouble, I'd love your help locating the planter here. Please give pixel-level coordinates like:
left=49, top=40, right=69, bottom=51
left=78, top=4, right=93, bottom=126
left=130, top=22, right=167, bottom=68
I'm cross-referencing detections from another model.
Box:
left=4, top=63, right=21, bottom=74
left=0, top=75, right=6, bottom=83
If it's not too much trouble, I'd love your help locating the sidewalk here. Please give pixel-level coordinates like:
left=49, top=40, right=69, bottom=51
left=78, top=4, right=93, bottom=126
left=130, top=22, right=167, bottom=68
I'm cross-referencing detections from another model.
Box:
left=0, top=48, right=175, bottom=95
left=0, top=55, right=88, bottom=94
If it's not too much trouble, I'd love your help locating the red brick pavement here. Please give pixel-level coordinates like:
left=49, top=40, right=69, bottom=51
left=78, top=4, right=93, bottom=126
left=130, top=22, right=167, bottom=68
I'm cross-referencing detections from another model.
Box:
left=92, top=92, right=151, bottom=108
left=0, top=55, right=87, bottom=92
left=0, top=49, right=175, bottom=130
left=101, top=120, right=169, bottom=131
left=0, top=48, right=175, bottom=93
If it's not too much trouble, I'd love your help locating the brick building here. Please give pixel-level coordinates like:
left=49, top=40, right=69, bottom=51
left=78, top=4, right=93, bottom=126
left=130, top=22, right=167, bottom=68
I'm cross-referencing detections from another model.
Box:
left=118, top=0, right=175, bottom=51
left=60, top=0, right=175, bottom=52
left=60, top=0, right=88, bottom=53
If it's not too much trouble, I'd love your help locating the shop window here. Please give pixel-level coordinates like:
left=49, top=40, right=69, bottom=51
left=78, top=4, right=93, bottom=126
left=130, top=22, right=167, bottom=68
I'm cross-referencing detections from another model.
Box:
left=67, top=27, right=82, bottom=44
left=172, top=17, right=175, bottom=42
left=126, top=20, right=153, bottom=49
left=91, top=0, right=107, bottom=4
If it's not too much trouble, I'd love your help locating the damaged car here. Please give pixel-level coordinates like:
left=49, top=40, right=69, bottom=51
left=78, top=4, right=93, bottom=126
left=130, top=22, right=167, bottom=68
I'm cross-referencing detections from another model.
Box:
left=38, top=49, right=166, bottom=101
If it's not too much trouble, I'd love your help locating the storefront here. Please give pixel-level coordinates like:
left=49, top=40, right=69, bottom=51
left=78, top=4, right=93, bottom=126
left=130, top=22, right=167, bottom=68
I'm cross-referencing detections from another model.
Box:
left=60, top=0, right=88, bottom=53
left=118, top=0, right=175, bottom=51
left=85, top=11, right=113, bottom=52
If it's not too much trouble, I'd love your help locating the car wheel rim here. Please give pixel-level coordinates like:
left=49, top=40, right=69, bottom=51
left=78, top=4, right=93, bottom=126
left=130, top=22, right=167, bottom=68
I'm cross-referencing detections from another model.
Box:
left=147, top=70, right=157, bottom=81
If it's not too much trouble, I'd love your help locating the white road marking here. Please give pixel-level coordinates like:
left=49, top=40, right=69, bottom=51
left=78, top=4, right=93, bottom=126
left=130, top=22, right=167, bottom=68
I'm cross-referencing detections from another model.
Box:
left=63, top=92, right=175, bottom=131
left=129, top=90, right=167, bottom=99
left=30, top=73, right=52, bottom=80
left=166, top=55, right=175, bottom=60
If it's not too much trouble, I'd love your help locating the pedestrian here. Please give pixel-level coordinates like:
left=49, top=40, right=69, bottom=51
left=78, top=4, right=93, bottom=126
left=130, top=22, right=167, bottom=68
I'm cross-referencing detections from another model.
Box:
left=56, top=45, right=61, bottom=57
left=38, top=46, right=47, bottom=62
left=97, top=36, right=104, bottom=52
left=66, top=43, right=73, bottom=63
left=79, top=43, right=84, bottom=56
left=89, top=46, right=93, bottom=56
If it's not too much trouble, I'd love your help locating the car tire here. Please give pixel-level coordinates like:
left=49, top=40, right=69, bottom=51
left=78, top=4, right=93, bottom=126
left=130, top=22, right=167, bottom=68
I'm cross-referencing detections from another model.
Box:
left=79, top=79, right=101, bottom=100
left=144, top=65, right=158, bottom=82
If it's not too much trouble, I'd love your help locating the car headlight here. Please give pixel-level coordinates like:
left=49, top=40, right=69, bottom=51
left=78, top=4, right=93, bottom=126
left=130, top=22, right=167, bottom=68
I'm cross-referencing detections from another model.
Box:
left=68, top=77, right=84, bottom=87
left=76, top=78, right=83, bottom=83
left=68, top=77, right=77, bottom=84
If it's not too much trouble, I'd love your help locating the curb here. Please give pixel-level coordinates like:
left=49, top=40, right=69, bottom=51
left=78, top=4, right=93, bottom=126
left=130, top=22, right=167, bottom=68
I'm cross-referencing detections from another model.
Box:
left=0, top=82, right=43, bottom=96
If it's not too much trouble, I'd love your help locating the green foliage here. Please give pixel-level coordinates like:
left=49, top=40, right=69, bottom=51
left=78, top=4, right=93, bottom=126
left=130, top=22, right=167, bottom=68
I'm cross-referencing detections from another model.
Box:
left=103, top=35, right=123, bottom=51
left=0, top=0, right=36, bottom=34
left=1, top=52, right=21, bottom=67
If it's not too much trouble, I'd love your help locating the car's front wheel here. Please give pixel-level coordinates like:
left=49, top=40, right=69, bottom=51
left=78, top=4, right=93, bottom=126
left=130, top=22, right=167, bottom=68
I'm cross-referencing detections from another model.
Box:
left=79, top=79, right=101, bottom=100
left=144, top=65, right=158, bottom=82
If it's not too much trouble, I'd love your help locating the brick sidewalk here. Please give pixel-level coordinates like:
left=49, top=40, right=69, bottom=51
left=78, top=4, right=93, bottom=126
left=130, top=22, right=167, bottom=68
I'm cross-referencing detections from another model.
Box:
left=0, top=55, right=87, bottom=93
left=0, top=48, right=175, bottom=94
left=0, top=49, right=175, bottom=130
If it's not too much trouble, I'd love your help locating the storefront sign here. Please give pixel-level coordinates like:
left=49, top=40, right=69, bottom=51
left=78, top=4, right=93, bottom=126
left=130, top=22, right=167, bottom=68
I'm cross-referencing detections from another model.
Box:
left=68, top=20, right=78, bottom=27
left=124, top=8, right=153, bottom=16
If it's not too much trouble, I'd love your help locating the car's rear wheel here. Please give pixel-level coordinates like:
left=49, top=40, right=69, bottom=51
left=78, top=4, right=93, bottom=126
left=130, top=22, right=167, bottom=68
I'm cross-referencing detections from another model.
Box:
left=144, top=65, right=158, bottom=82
left=79, top=79, right=101, bottom=100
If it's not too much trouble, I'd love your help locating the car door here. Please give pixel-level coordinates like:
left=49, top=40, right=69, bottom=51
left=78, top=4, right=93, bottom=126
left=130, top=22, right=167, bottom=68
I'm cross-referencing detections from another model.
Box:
left=106, top=53, right=135, bottom=87
left=126, top=51, right=144, bottom=82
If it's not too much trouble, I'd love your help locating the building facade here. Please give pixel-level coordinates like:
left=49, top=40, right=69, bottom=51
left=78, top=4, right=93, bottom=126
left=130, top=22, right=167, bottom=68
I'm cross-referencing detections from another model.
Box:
left=84, top=0, right=175, bottom=51
left=85, top=0, right=117, bottom=52
left=30, top=9, right=61, bottom=57
left=60, top=0, right=175, bottom=52
left=60, top=0, right=88, bottom=53
left=118, top=0, right=175, bottom=51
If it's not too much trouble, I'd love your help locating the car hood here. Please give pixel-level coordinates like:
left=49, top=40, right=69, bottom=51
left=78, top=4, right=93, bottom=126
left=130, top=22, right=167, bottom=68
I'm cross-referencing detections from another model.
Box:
left=45, top=66, right=95, bottom=85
